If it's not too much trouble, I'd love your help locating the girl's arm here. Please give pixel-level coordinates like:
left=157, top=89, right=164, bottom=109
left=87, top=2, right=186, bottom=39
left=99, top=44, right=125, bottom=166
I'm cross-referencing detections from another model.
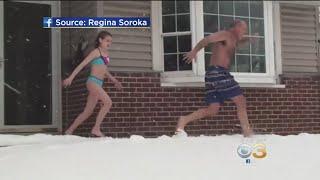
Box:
left=68, top=50, right=97, bottom=80
left=105, top=68, right=123, bottom=90
left=63, top=49, right=97, bottom=87
left=105, top=69, right=117, bottom=83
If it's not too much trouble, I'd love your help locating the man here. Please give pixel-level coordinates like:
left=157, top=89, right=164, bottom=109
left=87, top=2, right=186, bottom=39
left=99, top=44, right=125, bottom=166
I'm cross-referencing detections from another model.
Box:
left=175, top=20, right=254, bottom=137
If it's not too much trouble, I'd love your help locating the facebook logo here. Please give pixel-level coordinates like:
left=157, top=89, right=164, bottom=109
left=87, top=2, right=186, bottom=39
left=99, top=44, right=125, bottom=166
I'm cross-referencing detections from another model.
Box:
left=43, top=17, right=53, bottom=28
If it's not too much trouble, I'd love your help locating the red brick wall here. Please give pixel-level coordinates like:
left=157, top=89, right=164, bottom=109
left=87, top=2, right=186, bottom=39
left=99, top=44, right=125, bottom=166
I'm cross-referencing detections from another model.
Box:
left=62, top=70, right=320, bottom=137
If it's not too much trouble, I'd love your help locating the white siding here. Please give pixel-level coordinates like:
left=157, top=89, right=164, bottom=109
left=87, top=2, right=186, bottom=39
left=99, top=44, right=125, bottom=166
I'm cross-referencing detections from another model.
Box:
left=102, top=1, right=152, bottom=71
left=280, top=3, right=319, bottom=73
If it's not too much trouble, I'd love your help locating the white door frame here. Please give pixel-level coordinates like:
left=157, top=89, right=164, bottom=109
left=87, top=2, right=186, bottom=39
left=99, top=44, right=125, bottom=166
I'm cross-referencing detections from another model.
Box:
left=0, top=1, right=61, bottom=132
left=317, top=6, right=320, bottom=72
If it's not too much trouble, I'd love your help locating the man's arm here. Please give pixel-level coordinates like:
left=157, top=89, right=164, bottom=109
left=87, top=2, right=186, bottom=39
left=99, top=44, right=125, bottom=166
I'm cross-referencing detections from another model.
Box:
left=238, top=33, right=259, bottom=46
left=183, top=31, right=228, bottom=64
left=193, top=31, right=228, bottom=54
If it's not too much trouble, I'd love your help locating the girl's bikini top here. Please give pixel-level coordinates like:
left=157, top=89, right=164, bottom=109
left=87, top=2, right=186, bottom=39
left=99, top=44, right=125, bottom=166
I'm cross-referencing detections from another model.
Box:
left=91, top=48, right=110, bottom=65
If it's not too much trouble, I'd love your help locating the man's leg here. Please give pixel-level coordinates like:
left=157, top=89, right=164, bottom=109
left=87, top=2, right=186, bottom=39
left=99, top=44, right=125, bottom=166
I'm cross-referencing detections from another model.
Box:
left=176, top=103, right=220, bottom=131
left=231, top=95, right=254, bottom=137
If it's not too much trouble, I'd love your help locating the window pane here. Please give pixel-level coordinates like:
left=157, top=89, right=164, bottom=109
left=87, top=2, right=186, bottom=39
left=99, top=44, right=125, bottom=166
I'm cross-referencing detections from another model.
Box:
left=237, top=55, right=250, bottom=72
left=235, top=1, right=249, bottom=16
left=220, top=16, right=234, bottom=30
left=178, top=35, right=191, bottom=52
left=4, top=1, right=52, bottom=125
left=250, top=19, right=264, bottom=36
left=230, top=55, right=236, bottom=72
left=204, top=15, right=218, bottom=33
left=202, top=0, right=267, bottom=75
left=252, top=56, right=266, bottom=73
left=177, top=1, right=189, bottom=14
left=163, top=36, right=177, bottom=53
left=251, top=37, right=265, bottom=55
left=179, top=54, right=192, bottom=70
left=162, top=15, right=176, bottom=33
left=205, top=41, right=213, bottom=53
left=162, top=1, right=175, bottom=15
left=219, top=1, right=234, bottom=15
left=205, top=53, right=212, bottom=71
left=236, top=40, right=250, bottom=54
left=177, top=14, right=190, bottom=31
left=250, top=1, right=263, bottom=17
left=164, top=54, right=178, bottom=71
left=203, top=0, right=218, bottom=14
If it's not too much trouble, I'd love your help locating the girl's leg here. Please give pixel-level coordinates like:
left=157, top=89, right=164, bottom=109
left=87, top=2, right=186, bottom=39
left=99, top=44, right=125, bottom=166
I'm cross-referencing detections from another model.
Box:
left=65, top=83, right=99, bottom=135
left=91, top=87, right=112, bottom=137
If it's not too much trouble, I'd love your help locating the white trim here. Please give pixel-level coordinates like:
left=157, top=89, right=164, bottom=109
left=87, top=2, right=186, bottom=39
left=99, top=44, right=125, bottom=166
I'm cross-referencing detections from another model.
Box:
left=203, top=13, right=265, bottom=20
left=0, top=1, right=60, bottom=132
left=1, top=125, right=60, bottom=129
left=151, top=1, right=162, bottom=72
left=0, top=127, right=59, bottom=133
left=161, top=82, right=285, bottom=88
left=193, top=1, right=205, bottom=76
left=161, top=31, right=191, bottom=37
left=161, top=73, right=276, bottom=84
left=10, top=0, right=57, bottom=5
left=190, top=1, right=197, bottom=75
left=273, top=1, right=283, bottom=81
left=315, top=4, right=319, bottom=72
left=278, top=1, right=320, bottom=6
left=316, top=6, right=320, bottom=72
left=0, top=1, right=4, bottom=128
left=264, top=1, right=275, bottom=79
left=52, top=1, right=62, bottom=132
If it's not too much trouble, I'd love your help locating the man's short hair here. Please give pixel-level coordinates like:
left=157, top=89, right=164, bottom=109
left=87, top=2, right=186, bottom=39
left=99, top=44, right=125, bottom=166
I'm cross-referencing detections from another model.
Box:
left=229, top=19, right=244, bottom=29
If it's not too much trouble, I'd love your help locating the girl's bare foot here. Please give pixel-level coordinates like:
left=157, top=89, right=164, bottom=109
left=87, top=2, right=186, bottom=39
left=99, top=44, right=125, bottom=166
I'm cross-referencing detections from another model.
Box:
left=91, top=128, right=105, bottom=137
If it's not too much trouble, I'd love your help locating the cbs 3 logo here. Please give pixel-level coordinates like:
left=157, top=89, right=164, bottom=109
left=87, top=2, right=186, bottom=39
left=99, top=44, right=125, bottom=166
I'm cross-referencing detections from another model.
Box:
left=237, top=143, right=267, bottom=159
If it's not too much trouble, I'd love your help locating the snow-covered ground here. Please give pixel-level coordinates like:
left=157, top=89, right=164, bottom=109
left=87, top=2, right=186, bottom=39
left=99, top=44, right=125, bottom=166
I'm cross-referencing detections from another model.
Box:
left=0, top=133, right=319, bottom=180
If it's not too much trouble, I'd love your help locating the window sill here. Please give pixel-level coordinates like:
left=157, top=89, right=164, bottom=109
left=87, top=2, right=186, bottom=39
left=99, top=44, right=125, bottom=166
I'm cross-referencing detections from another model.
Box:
left=161, top=74, right=286, bottom=88
left=161, top=81, right=285, bottom=88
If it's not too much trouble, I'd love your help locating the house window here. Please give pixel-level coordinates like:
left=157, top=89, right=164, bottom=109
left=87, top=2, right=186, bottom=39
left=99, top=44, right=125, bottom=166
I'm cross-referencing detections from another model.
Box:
left=203, top=1, right=266, bottom=73
left=162, top=0, right=192, bottom=72
left=153, top=1, right=276, bottom=85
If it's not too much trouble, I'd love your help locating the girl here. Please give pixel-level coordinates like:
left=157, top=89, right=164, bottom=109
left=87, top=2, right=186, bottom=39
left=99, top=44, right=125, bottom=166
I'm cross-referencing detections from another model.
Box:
left=63, top=31, right=122, bottom=137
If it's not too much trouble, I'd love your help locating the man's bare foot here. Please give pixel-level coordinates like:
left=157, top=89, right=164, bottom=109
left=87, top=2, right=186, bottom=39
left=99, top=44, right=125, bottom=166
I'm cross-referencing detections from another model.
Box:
left=173, top=128, right=188, bottom=138
left=174, top=117, right=188, bottom=138
left=64, top=129, right=73, bottom=135
left=243, top=128, right=254, bottom=137
left=91, top=129, right=105, bottom=137
left=176, top=116, right=186, bottom=130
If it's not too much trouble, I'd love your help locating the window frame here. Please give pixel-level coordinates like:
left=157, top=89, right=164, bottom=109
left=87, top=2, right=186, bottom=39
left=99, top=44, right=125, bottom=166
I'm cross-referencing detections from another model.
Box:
left=152, top=1, right=277, bottom=86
